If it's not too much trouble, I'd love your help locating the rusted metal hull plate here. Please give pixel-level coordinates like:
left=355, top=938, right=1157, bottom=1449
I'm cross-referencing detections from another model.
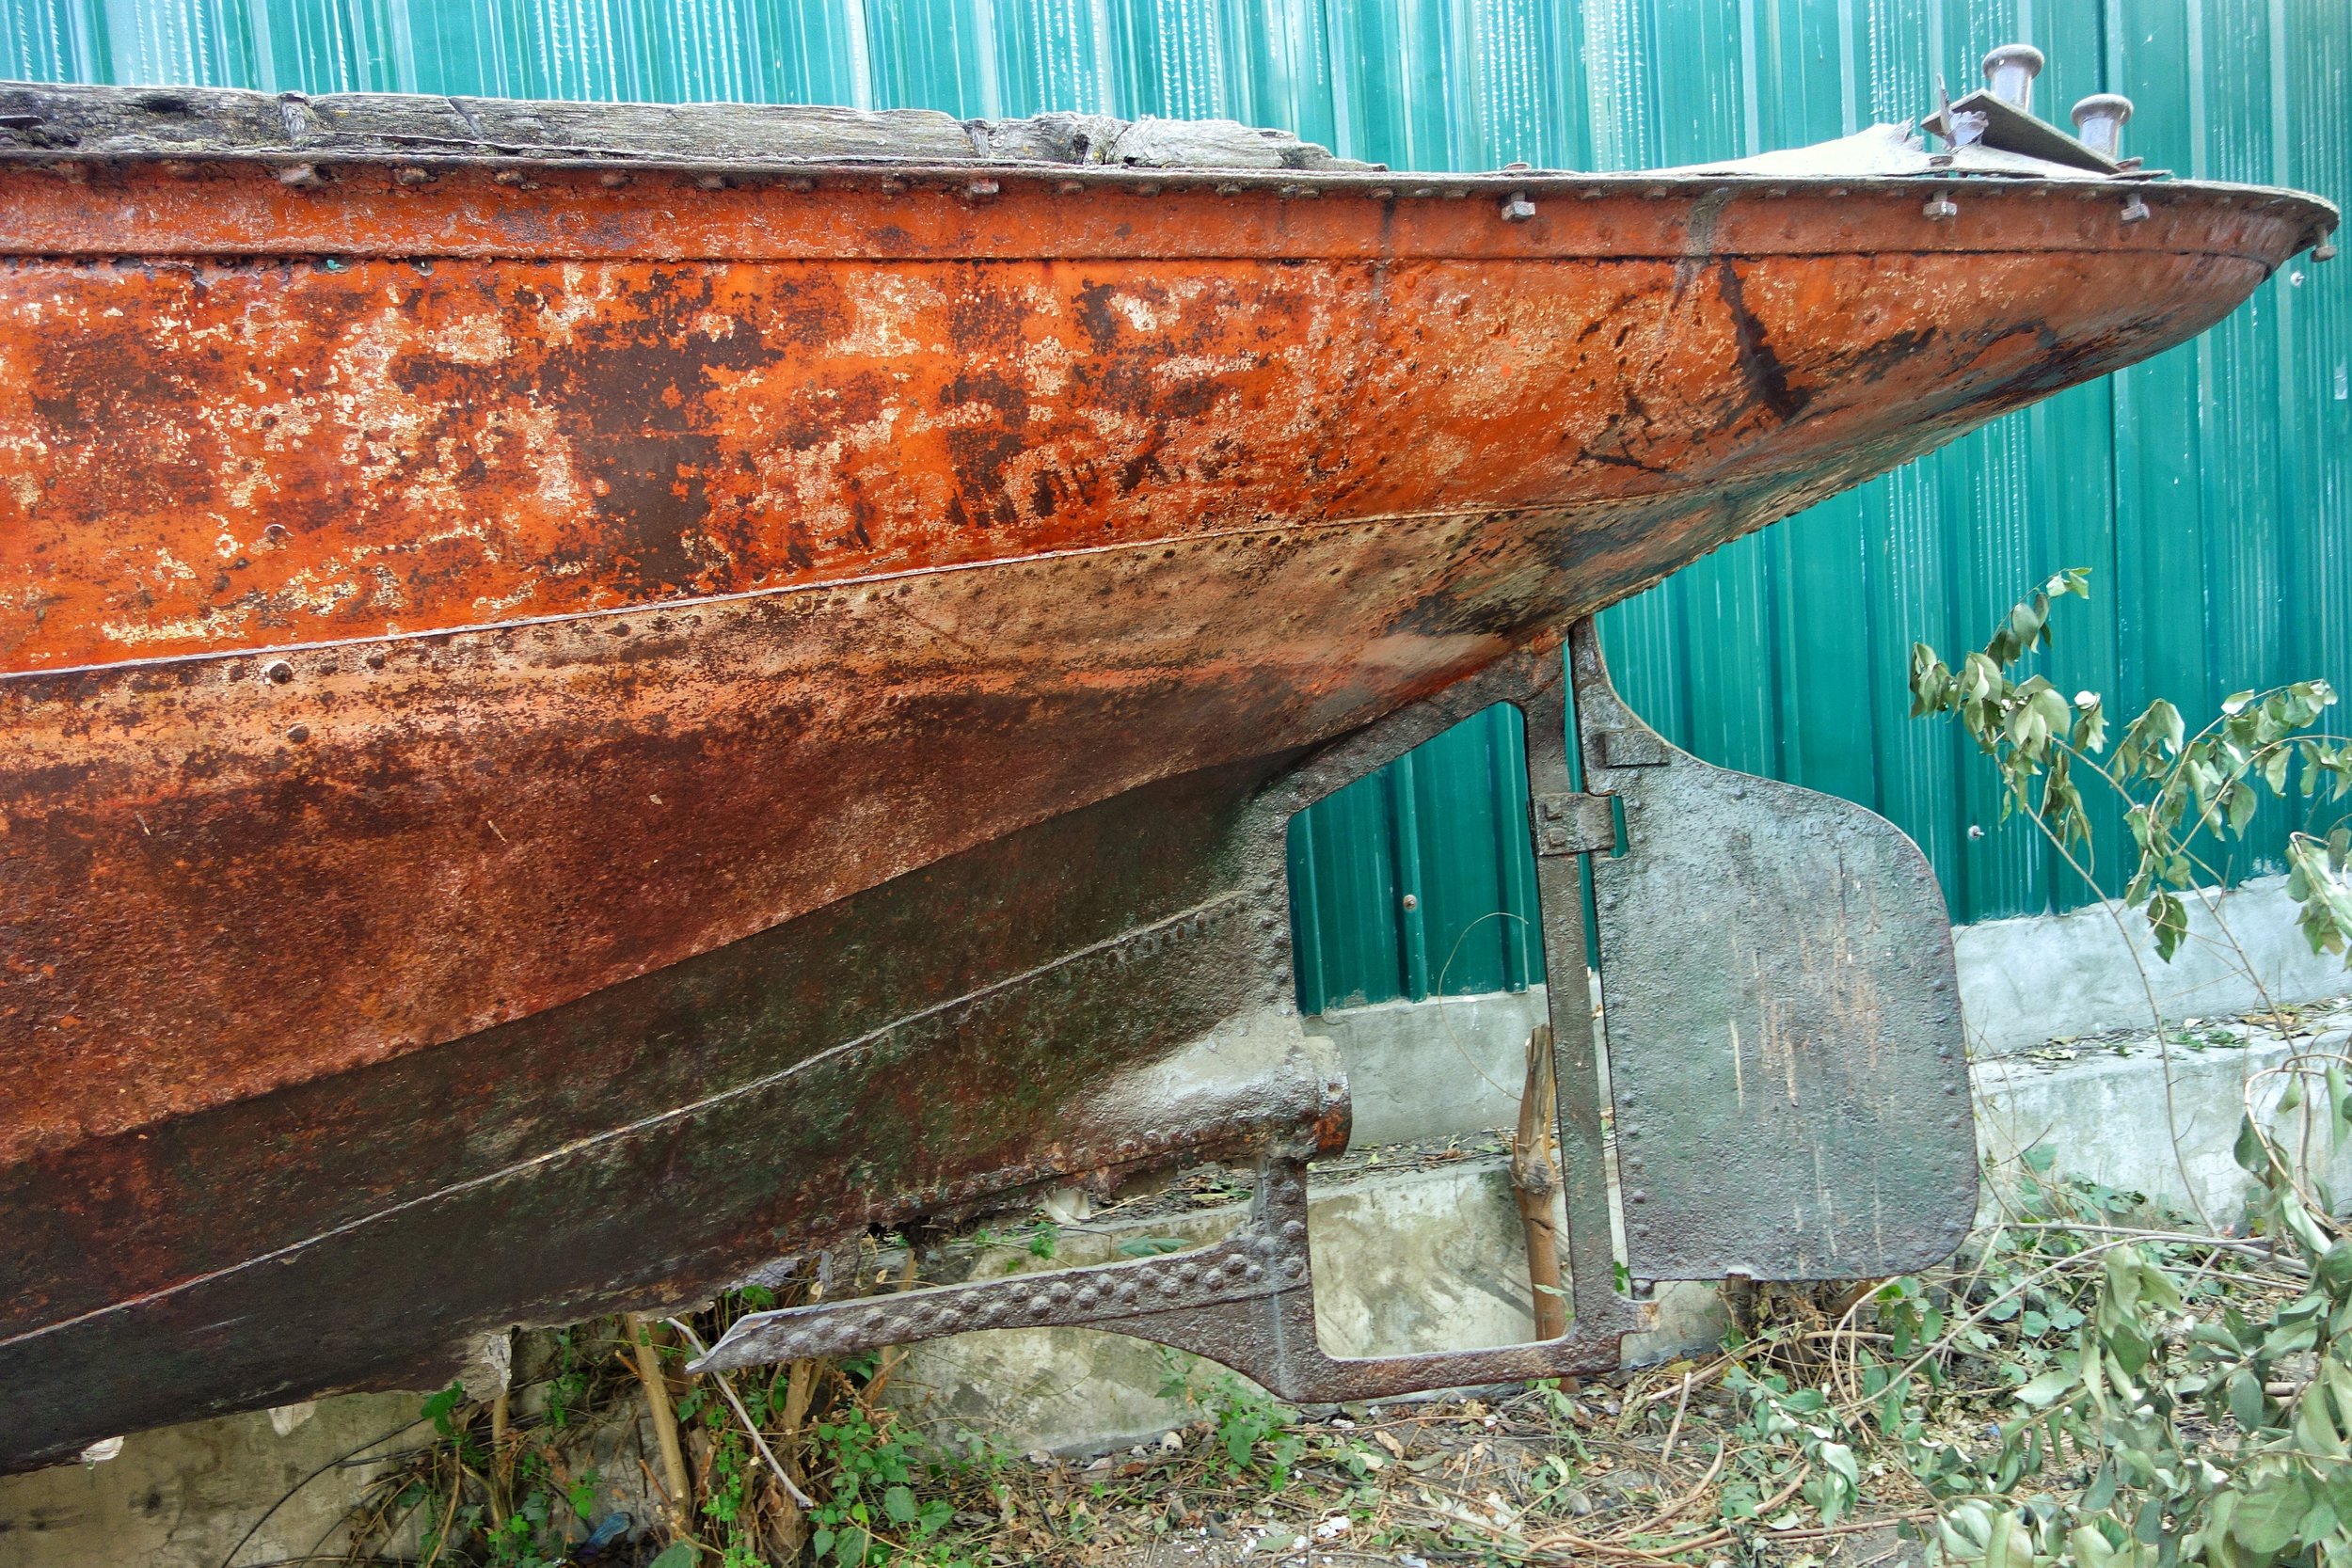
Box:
left=0, top=129, right=2328, bottom=1467
left=0, top=651, right=1568, bottom=1471
left=2, top=507, right=1608, bottom=1164
left=0, top=235, right=2294, bottom=674
left=1574, top=627, right=1975, bottom=1280
left=0, top=754, right=1311, bottom=1470
left=0, top=231, right=2298, bottom=1166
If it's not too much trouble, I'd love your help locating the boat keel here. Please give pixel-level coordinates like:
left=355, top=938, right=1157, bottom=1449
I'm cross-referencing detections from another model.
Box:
left=694, top=622, right=1974, bottom=1399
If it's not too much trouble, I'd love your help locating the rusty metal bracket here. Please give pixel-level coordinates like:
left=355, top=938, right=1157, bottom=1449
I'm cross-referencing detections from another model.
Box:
left=1529, top=791, right=1615, bottom=858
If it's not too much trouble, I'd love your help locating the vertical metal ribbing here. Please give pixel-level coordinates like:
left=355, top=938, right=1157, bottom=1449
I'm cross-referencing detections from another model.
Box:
left=1488, top=705, right=1537, bottom=992
left=1388, top=750, right=1432, bottom=1001
left=1287, top=824, right=1327, bottom=1014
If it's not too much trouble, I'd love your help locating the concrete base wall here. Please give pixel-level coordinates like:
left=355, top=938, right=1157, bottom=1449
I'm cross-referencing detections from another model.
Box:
left=0, top=1393, right=425, bottom=1567
left=1957, top=874, right=2350, bottom=1056
left=1974, top=1012, right=2352, bottom=1225
left=1309, top=989, right=1547, bottom=1146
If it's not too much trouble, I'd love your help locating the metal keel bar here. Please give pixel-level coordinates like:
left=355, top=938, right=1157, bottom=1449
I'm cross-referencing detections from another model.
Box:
left=1525, top=629, right=1632, bottom=1343
left=693, top=1155, right=1632, bottom=1397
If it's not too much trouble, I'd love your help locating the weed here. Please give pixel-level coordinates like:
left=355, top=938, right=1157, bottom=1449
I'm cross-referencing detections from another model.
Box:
left=1198, top=1375, right=1305, bottom=1489
left=384, top=1366, right=614, bottom=1568
left=804, top=1403, right=959, bottom=1566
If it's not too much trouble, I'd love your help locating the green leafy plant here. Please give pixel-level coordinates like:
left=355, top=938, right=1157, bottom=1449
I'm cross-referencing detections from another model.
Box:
left=1867, top=573, right=2352, bottom=1563
left=1199, top=1374, right=1306, bottom=1490
left=1694, top=1129, right=2352, bottom=1568
left=804, top=1402, right=959, bottom=1566
left=392, top=1375, right=609, bottom=1568
left=1908, top=569, right=2352, bottom=963
left=632, top=1280, right=1005, bottom=1568
left=421, top=1382, right=469, bottom=1446
left=1914, top=1121, right=2352, bottom=1568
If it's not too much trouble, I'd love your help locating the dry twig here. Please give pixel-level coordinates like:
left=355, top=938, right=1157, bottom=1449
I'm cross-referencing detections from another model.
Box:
left=622, top=1312, right=695, bottom=1536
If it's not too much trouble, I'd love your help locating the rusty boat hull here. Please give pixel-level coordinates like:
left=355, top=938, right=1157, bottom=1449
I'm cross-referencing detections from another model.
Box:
left=0, top=83, right=2336, bottom=1470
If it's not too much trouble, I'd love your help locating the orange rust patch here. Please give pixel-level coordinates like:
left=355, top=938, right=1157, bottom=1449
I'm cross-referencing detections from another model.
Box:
left=0, top=233, right=2272, bottom=670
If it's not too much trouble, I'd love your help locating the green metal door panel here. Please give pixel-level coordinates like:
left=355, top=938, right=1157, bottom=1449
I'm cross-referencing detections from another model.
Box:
left=865, top=0, right=1002, bottom=119
left=1770, top=490, right=1883, bottom=816
left=1286, top=745, right=1404, bottom=1013
left=1943, top=421, right=2063, bottom=918
left=6, top=0, right=2347, bottom=1014
left=1402, top=704, right=1539, bottom=1000
left=2104, top=0, right=2319, bottom=890
left=1283, top=704, right=1540, bottom=1009
left=2016, top=379, right=2129, bottom=906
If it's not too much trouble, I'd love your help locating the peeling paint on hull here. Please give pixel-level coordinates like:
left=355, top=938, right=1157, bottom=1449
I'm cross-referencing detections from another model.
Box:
left=0, top=148, right=2331, bottom=1470
left=0, top=171, right=2323, bottom=672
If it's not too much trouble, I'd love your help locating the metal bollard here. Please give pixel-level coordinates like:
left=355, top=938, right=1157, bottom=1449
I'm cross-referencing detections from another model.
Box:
left=1981, top=44, right=2044, bottom=112
left=2071, top=93, right=2134, bottom=159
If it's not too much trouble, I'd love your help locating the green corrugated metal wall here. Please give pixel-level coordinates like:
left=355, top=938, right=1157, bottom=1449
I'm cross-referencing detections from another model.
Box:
left=6, top=0, right=2347, bottom=1011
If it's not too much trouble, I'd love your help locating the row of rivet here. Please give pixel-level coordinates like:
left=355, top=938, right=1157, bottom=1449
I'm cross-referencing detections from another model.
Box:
left=119, top=156, right=2206, bottom=220
left=8, top=155, right=1677, bottom=205
left=14, top=149, right=2318, bottom=227
left=107, top=515, right=1394, bottom=702
left=36, top=153, right=2312, bottom=252
left=1925, top=187, right=2154, bottom=225
left=728, top=1231, right=1311, bottom=1359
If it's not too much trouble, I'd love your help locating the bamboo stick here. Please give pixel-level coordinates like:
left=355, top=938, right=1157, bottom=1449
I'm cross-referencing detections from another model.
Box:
left=623, top=1313, right=694, bottom=1537
left=1512, top=1023, right=1568, bottom=1341
left=487, top=1388, right=510, bottom=1528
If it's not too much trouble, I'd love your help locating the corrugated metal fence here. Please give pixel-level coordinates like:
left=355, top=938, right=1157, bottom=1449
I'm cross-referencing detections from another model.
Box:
left=7, top=0, right=2347, bottom=1011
